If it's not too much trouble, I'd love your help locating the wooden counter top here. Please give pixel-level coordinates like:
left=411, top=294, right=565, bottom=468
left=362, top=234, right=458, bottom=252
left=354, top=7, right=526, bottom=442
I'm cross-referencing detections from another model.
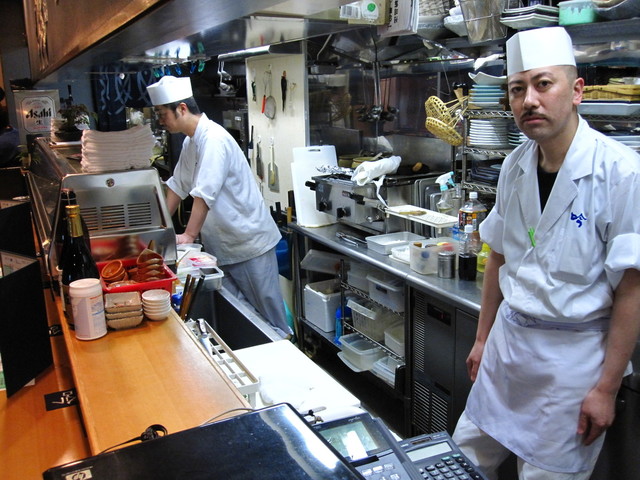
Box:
left=60, top=302, right=250, bottom=456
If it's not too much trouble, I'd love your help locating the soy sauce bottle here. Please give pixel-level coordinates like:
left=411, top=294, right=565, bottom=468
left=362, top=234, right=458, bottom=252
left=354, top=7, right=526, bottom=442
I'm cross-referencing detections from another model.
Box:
left=60, top=204, right=99, bottom=326
left=458, top=224, right=479, bottom=281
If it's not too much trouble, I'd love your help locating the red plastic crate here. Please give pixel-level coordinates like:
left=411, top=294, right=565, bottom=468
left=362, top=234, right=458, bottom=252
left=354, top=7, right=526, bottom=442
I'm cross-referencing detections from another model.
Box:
left=97, top=258, right=176, bottom=294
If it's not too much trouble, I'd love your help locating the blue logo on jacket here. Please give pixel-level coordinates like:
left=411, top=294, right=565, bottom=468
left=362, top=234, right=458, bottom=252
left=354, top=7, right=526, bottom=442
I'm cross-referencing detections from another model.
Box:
left=571, top=212, right=587, bottom=228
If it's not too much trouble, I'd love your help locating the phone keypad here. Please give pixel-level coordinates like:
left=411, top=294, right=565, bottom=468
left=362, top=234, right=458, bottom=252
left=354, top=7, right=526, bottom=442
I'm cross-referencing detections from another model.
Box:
left=418, top=454, right=483, bottom=480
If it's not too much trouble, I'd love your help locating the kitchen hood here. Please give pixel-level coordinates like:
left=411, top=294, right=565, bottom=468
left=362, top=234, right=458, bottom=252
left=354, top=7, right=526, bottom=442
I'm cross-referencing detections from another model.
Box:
left=36, top=0, right=357, bottom=84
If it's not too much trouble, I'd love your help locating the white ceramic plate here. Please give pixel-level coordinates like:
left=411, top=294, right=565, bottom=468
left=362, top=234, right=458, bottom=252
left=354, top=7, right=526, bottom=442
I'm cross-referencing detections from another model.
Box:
left=468, top=75, right=506, bottom=86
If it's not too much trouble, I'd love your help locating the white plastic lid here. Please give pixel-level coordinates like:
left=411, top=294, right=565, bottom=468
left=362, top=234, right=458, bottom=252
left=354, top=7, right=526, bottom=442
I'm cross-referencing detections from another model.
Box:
left=464, top=224, right=474, bottom=233
left=469, top=191, right=478, bottom=199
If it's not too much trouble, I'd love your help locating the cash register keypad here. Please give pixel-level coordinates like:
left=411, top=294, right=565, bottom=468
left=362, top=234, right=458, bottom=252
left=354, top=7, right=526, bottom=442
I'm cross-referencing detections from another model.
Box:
left=418, top=454, right=483, bottom=480
left=359, top=462, right=404, bottom=479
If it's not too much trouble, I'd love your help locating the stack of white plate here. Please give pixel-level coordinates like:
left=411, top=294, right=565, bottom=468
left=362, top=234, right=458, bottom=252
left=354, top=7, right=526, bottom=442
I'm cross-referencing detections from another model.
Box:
left=500, top=5, right=559, bottom=30
left=469, top=85, right=505, bottom=110
left=468, top=118, right=511, bottom=148
left=508, top=126, right=528, bottom=147
left=141, top=289, right=172, bottom=321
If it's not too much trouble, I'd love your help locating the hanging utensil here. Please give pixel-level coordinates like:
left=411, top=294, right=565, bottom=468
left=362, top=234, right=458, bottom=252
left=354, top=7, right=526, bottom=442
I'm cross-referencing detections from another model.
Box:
left=261, top=68, right=271, bottom=114
left=247, top=125, right=254, bottom=166
left=264, top=65, right=276, bottom=119
left=256, top=136, right=264, bottom=181
left=281, top=71, right=287, bottom=112
left=267, top=137, right=279, bottom=192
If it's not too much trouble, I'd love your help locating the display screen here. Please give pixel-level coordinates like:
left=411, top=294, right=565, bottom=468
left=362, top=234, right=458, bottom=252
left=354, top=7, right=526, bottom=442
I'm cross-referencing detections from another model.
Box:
left=317, top=421, right=386, bottom=461
left=406, top=441, right=452, bottom=462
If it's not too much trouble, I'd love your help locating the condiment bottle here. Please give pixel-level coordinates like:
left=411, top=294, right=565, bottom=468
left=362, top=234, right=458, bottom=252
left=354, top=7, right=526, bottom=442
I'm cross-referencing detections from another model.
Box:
left=458, top=191, right=487, bottom=232
left=437, top=244, right=455, bottom=279
left=477, top=242, right=491, bottom=274
left=458, top=224, right=478, bottom=281
left=60, top=204, right=99, bottom=327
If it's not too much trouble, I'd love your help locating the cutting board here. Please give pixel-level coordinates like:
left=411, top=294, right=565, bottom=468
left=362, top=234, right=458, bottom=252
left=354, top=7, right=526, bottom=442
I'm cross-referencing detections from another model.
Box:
left=291, top=146, right=338, bottom=227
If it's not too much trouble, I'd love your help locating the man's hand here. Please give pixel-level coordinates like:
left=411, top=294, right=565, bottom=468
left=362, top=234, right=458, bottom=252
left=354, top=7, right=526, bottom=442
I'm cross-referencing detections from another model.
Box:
left=577, top=386, right=616, bottom=446
left=466, top=340, right=486, bottom=382
left=176, top=233, right=196, bottom=245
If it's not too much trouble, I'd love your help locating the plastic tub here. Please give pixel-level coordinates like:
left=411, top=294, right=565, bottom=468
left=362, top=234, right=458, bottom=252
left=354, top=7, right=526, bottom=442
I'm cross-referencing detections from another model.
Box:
left=347, top=298, right=399, bottom=341
left=365, top=232, right=426, bottom=255
left=304, top=279, right=342, bottom=332
left=300, top=249, right=348, bottom=274
left=366, top=272, right=405, bottom=312
left=372, top=355, right=402, bottom=386
left=338, top=333, right=386, bottom=372
left=558, top=0, right=598, bottom=25
left=347, top=262, right=376, bottom=292
left=384, top=322, right=405, bottom=357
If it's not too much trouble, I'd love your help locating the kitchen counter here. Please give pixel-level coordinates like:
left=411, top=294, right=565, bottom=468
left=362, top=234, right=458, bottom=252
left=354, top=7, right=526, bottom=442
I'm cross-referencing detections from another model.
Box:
left=59, top=301, right=250, bottom=456
left=289, top=222, right=483, bottom=314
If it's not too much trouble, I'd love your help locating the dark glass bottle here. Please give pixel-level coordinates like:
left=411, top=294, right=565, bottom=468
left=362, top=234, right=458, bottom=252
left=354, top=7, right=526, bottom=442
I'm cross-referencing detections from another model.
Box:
left=60, top=204, right=99, bottom=326
left=55, top=188, right=91, bottom=269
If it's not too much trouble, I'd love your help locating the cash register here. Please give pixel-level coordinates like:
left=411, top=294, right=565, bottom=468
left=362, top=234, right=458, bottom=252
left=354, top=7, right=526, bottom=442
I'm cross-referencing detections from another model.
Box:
left=313, top=412, right=489, bottom=480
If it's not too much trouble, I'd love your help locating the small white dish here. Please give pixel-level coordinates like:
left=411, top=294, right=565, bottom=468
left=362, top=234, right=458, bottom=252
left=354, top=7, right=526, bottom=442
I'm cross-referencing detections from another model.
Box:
left=142, top=289, right=171, bottom=302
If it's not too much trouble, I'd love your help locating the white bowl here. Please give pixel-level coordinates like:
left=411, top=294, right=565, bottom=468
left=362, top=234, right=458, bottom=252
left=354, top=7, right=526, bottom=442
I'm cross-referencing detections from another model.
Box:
left=143, top=306, right=170, bottom=315
left=142, top=289, right=170, bottom=302
left=145, top=311, right=170, bottom=321
left=143, top=298, right=171, bottom=308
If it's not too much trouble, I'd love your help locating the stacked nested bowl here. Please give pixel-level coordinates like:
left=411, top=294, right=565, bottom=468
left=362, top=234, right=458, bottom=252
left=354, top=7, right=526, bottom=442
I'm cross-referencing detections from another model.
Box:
left=141, top=289, right=172, bottom=321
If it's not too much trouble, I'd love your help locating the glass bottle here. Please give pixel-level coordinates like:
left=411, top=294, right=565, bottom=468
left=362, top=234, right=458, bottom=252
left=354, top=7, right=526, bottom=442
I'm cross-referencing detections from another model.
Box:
left=55, top=188, right=91, bottom=268
left=60, top=204, right=99, bottom=326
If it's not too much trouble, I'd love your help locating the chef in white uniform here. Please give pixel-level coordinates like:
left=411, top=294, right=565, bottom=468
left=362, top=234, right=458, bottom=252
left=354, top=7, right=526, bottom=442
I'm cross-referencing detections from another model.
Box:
left=452, top=27, right=640, bottom=480
left=147, top=76, right=291, bottom=337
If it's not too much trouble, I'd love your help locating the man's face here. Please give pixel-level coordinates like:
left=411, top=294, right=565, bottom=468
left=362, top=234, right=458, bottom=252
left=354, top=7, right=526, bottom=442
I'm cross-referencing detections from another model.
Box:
left=153, top=105, right=180, bottom=133
left=507, top=65, right=583, bottom=145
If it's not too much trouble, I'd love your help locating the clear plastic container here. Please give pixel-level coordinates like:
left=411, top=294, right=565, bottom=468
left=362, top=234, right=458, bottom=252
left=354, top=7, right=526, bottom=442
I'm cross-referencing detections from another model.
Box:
left=347, top=297, right=399, bottom=341
left=384, top=322, right=405, bottom=357
left=338, top=333, right=386, bottom=372
left=366, top=272, right=405, bottom=312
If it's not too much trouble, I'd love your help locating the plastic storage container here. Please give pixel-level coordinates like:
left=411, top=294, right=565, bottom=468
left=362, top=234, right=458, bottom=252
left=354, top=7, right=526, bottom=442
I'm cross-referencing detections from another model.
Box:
left=366, top=272, right=405, bottom=312
left=304, top=279, right=342, bottom=332
left=384, top=322, right=405, bottom=357
left=347, top=297, right=399, bottom=341
left=558, top=0, right=598, bottom=25
left=372, top=355, right=403, bottom=386
left=365, top=232, right=425, bottom=255
left=300, top=249, right=349, bottom=274
left=338, top=333, right=386, bottom=372
left=347, top=262, right=377, bottom=293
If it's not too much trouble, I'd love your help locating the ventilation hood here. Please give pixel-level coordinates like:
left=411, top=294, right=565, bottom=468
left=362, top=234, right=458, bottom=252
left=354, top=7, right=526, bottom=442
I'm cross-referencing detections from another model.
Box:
left=37, top=0, right=358, bottom=84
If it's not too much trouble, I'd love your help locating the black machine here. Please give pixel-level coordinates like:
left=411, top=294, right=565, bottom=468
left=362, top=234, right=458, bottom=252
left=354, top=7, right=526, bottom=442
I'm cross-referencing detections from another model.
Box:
left=42, top=404, right=364, bottom=480
left=313, top=412, right=488, bottom=480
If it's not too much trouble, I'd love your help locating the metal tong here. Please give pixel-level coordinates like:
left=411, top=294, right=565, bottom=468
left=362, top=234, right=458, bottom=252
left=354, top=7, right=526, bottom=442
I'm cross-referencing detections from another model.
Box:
left=335, top=231, right=367, bottom=247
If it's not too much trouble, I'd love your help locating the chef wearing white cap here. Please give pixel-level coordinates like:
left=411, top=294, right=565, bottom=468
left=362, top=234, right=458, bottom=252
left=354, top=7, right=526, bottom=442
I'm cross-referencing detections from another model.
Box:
left=147, top=76, right=291, bottom=337
left=452, top=27, right=640, bottom=479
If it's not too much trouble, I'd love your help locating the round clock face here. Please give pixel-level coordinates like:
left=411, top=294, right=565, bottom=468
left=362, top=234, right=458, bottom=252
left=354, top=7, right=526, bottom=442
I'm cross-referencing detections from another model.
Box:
left=265, top=96, right=276, bottom=119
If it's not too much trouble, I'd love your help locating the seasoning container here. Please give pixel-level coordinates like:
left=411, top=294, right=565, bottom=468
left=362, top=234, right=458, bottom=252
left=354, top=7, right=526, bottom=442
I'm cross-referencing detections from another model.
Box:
left=70, top=278, right=107, bottom=340
left=437, top=244, right=455, bottom=278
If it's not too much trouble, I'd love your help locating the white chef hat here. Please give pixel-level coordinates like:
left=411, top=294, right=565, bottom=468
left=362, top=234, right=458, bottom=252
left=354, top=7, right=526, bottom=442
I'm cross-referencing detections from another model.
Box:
left=146, top=76, right=193, bottom=105
left=506, top=26, right=576, bottom=76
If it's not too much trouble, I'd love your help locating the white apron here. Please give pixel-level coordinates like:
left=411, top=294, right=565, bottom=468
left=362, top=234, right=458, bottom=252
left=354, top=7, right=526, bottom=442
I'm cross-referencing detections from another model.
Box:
left=465, top=302, right=607, bottom=473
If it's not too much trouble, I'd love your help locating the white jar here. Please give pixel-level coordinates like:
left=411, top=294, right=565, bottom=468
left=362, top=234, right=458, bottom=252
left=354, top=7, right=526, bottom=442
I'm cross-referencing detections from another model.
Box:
left=70, top=278, right=107, bottom=340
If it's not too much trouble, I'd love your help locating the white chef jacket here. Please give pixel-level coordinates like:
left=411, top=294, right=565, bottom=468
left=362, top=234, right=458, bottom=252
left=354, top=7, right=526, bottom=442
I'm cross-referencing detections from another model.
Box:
left=166, top=113, right=281, bottom=265
left=467, top=116, right=640, bottom=473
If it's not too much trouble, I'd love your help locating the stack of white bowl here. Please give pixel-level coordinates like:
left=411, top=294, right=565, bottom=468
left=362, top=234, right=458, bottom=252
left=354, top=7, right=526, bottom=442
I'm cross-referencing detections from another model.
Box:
left=141, top=289, right=172, bottom=321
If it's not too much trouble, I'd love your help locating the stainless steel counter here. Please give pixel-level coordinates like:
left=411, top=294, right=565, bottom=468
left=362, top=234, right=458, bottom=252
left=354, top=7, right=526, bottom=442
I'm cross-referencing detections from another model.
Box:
left=289, top=222, right=482, bottom=314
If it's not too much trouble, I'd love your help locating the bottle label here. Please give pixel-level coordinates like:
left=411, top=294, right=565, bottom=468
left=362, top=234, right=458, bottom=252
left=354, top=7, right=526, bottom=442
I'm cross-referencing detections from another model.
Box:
left=459, top=210, right=487, bottom=231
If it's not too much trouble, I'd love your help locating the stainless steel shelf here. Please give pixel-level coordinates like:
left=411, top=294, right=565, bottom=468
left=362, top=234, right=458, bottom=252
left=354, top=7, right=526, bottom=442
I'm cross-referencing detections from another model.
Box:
left=463, top=147, right=512, bottom=157
left=465, top=109, right=513, bottom=119
left=461, top=182, right=497, bottom=195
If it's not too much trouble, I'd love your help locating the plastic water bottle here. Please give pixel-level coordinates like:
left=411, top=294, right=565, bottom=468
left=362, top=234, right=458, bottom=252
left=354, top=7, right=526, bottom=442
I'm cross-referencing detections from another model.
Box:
left=458, top=191, right=487, bottom=232
left=458, top=225, right=478, bottom=281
